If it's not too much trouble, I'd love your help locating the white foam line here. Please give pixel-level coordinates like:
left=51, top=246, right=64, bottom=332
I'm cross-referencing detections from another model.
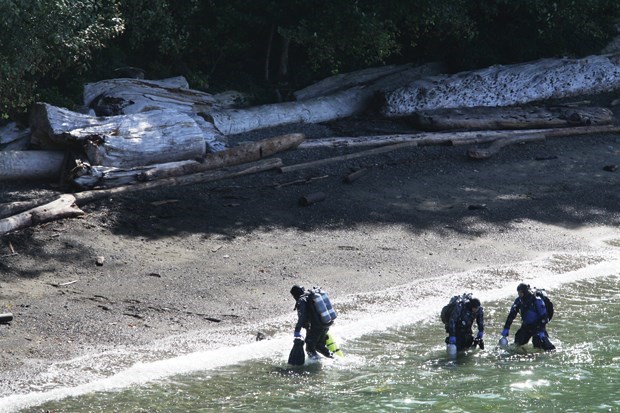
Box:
left=0, top=337, right=287, bottom=413
left=2, top=253, right=619, bottom=412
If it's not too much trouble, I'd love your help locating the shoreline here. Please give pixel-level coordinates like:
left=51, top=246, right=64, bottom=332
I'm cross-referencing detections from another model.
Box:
left=2, top=119, right=620, bottom=399
left=2, top=242, right=620, bottom=411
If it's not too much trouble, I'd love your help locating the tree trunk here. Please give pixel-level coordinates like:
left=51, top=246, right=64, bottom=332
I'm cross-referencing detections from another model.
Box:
left=72, top=133, right=305, bottom=189
left=0, top=195, right=84, bottom=236
left=30, top=103, right=207, bottom=168
left=0, top=151, right=65, bottom=181
left=381, top=54, right=620, bottom=117
left=207, top=63, right=443, bottom=135
left=410, top=106, right=614, bottom=131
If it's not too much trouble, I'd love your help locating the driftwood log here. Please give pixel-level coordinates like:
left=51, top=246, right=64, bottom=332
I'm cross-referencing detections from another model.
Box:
left=30, top=103, right=208, bottom=168
left=298, top=125, right=620, bottom=149
left=83, top=76, right=218, bottom=116
left=0, top=151, right=65, bottom=181
left=72, top=133, right=304, bottom=188
left=409, top=106, right=614, bottom=131
left=381, top=54, right=620, bottom=117
left=83, top=77, right=228, bottom=151
left=0, top=195, right=84, bottom=236
left=284, top=125, right=620, bottom=172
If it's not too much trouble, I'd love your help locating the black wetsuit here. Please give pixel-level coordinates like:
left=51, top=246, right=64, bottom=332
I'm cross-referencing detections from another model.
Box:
left=446, top=302, right=484, bottom=351
left=294, top=293, right=333, bottom=357
left=504, top=292, right=555, bottom=351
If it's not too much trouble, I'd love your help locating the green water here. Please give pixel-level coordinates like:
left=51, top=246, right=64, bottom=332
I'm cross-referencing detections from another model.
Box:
left=21, top=276, right=619, bottom=413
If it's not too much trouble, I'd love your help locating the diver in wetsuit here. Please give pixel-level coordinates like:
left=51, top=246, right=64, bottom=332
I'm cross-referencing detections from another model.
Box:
left=446, top=297, right=484, bottom=351
left=290, top=285, right=334, bottom=359
left=501, top=283, right=555, bottom=351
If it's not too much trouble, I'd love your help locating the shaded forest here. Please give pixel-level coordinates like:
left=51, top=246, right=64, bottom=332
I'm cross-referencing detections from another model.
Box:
left=1, top=0, right=619, bottom=122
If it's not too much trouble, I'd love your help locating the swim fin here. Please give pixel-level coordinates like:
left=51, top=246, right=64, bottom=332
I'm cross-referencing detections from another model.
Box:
left=288, top=338, right=305, bottom=366
left=325, top=332, right=344, bottom=357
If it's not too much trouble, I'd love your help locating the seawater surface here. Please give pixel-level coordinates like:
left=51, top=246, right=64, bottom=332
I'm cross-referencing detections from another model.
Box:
left=9, top=273, right=619, bottom=413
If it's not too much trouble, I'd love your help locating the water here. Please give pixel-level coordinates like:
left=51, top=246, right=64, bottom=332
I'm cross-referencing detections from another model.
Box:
left=9, top=274, right=619, bottom=413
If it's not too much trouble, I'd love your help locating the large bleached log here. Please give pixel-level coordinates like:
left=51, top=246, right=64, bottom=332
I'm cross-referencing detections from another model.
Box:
left=208, top=63, right=443, bottom=135
left=83, top=77, right=228, bottom=152
left=30, top=103, right=207, bottom=168
left=0, top=151, right=65, bottom=181
left=410, top=106, right=614, bottom=131
left=381, top=54, right=620, bottom=117
left=0, top=195, right=84, bottom=236
left=71, top=133, right=304, bottom=188
left=83, top=76, right=217, bottom=115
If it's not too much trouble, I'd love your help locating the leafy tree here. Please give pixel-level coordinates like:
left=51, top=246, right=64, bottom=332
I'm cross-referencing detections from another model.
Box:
left=2, top=0, right=620, bottom=120
left=0, top=0, right=123, bottom=120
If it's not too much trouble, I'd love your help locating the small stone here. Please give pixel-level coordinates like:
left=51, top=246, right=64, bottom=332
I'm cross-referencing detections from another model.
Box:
left=603, top=164, right=617, bottom=172
left=95, top=256, right=105, bottom=266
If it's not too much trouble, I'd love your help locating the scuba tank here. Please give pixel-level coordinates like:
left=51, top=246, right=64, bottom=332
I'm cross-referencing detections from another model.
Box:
left=310, top=287, right=337, bottom=325
left=321, top=290, right=337, bottom=321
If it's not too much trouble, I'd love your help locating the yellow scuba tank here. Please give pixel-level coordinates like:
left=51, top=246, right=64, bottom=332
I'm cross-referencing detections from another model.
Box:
left=325, top=332, right=344, bottom=357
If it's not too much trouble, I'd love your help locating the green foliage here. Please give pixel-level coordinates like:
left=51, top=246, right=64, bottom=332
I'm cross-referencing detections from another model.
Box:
left=0, top=0, right=123, bottom=119
left=1, top=0, right=620, bottom=120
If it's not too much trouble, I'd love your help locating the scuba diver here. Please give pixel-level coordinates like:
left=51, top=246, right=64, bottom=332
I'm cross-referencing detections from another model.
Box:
left=501, top=283, right=556, bottom=351
left=444, top=296, right=485, bottom=352
left=290, top=285, right=335, bottom=359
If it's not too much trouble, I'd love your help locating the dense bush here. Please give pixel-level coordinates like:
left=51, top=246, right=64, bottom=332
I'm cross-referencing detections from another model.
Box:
left=0, top=1, right=123, bottom=121
left=1, top=0, right=619, bottom=120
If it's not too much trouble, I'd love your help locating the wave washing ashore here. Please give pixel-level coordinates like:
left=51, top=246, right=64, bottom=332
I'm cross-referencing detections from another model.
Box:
left=2, top=234, right=620, bottom=412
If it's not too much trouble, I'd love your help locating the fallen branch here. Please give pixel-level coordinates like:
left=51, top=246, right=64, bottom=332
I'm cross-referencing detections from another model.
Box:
left=0, top=195, right=84, bottom=236
left=280, top=141, right=419, bottom=173
left=467, top=134, right=546, bottom=159
left=0, top=196, right=61, bottom=220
